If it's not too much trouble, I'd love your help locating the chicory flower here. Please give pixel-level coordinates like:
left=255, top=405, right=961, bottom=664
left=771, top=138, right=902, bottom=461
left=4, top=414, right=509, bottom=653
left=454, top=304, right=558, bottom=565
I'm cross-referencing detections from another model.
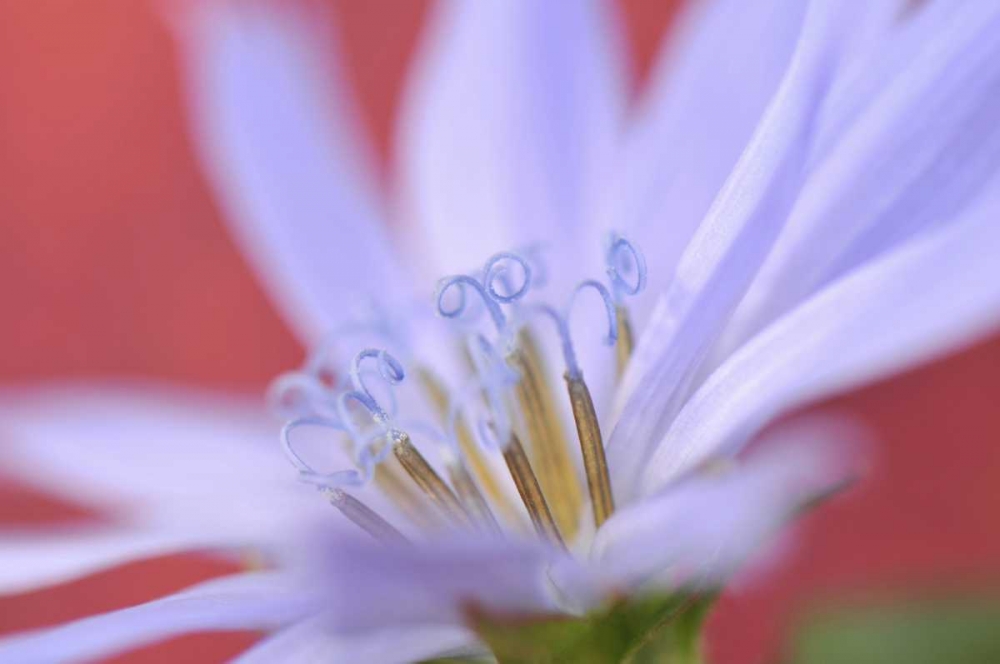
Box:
left=3, top=0, right=1000, bottom=661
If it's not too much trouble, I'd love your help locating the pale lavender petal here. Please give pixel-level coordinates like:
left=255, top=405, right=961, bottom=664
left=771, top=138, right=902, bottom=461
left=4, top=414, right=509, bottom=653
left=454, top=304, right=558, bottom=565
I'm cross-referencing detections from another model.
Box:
left=594, top=418, right=860, bottom=592
left=172, top=2, right=405, bottom=341
left=607, top=0, right=808, bottom=309
left=396, top=0, right=627, bottom=283
left=713, top=1, right=1000, bottom=359
left=0, top=528, right=222, bottom=595
left=0, top=385, right=331, bottom=590
left=235, top=616, right=477, bottom=664
left=0, top=385, right=281, bottom=507
left=607, top=2, right=854, bottom=503
left=641, top=187, right=1000, bottom=494
left=0, top=573, right=318, bottom=664
left=315, top=535, right=559, bottom=631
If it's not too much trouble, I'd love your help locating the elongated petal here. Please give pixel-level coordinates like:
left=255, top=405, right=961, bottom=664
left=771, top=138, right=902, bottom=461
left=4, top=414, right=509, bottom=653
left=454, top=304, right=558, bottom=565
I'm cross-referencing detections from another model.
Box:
left=0, top=528, right=213, bottom=595
left=594, top=419, right=859, bottom=592
left=714, top=1, right=1000, bottom=357
left=641, top=189, right=1000, bottom=494
left=0, top=385, right=281, bottom=507
left=396, top=0, right=627, bottom=283
left=236, top=616, right=476, bottom=664
left=314, top=535, right=559, bottom=631
left=0, top=573, right=318, bottom=664
left=608, top=0, right=808, bottom=302
left=173, top=2, right=405, bottom=341
left=608, top=1, right=853, bottom=502
left=0, top=385, right=331, bottom=591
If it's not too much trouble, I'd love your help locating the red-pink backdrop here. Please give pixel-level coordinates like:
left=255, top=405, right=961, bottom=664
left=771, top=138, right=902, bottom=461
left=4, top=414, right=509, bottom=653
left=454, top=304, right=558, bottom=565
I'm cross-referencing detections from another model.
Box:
left=1, top=2, right=998, bottom=662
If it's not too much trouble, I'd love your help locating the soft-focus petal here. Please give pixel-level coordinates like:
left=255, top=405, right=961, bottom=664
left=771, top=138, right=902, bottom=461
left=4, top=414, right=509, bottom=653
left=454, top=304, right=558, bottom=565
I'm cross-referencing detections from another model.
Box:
left=0, top=385, right=281, bottom=508
left=0, top=385, right=331, bottom=590
left=594, top=418, right=859, bottom=592
left=714, top=1, right=1000, bottom=357
left=315, top=535, right=559, bottom=631
left=641, top=188, right=1000, bottom=493
left=608, top=1, right=852, bottom=502
left=0, top=528, right=216, bottom=595
left=0, top=572, right=318, bottom=664
left=235, top=616, right=476, bottom=664
left=173, top=2, right=405, bottom=341
left=608, top=0, right=808, bottom=307
left=396, top=0, right=627, bottom=283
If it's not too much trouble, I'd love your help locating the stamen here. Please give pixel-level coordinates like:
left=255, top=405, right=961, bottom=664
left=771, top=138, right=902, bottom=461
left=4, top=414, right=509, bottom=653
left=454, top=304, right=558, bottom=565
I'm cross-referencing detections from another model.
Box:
left=606, top=233, right=647, bottom=380
left=566, top=375, right=614, bottom=527
left=342, top=352, right=474, bottom=529
left=506, top=332, right=583, bottom=540
left=391, top=429, right=471, bottom=527
left=325, top=487, right=409, bottom=545
left=466, top=336, right=561, bottom=543
left=525, top=280, right=618, bottom=529
left=372, top=461, right=443, bottom=530
left=437, top=254, right=582, bottom=534
left=282, top=416, right=438, bottom=531
left=415, top=366, right=515, bottom=527
left=502, top=432, right=564, bottom=547
left=277, top=237, right=649, bottom=547
left=447, top=460, right=501, bottom=533
left=394, top=417, right=502, bottom=534
left=328, top=391, right=441, bottom=530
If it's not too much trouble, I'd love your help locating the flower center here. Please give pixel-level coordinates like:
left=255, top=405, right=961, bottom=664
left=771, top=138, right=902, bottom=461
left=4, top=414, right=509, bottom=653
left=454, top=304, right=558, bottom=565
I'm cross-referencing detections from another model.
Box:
left=277, top=234, right=647, bottom=551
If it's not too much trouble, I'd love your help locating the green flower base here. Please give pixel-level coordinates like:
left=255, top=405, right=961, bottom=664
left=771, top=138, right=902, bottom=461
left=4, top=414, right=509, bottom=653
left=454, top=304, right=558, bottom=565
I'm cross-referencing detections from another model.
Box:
left=428, top=594, right=713, bottom=664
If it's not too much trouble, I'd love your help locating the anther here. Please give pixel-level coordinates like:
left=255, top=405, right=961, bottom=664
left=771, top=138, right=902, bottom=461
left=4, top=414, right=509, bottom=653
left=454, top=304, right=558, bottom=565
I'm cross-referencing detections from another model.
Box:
left=506, top=333, right=583, bottom=540
left=325, top=487, right=409, bottom=545
left=501, top=432, right=565, bottom=548
left=342, top=351, right=474, bottom=530
left=566, top=375, right=614, bottom=527
left=416, top=366, right=511, bottom=529
left=522, top=278, right=618, bottom=529
left=391, top=429, right=472, bottom=527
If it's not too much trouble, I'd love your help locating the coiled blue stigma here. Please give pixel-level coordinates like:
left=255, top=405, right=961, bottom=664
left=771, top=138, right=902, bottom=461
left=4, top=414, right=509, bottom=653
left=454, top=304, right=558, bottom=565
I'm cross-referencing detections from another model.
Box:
left=525, top=279, right=619, bottom=381
left=436, top=251, right=533, bottom=335
left=606, top=233, right=647, bottom=302
left=281, top=415, right=387, bottom=490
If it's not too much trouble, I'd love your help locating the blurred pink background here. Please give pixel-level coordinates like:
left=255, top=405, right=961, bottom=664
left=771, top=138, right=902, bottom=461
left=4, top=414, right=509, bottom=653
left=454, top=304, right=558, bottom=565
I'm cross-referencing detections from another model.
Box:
left=1, top=1, right=998, bottom=662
